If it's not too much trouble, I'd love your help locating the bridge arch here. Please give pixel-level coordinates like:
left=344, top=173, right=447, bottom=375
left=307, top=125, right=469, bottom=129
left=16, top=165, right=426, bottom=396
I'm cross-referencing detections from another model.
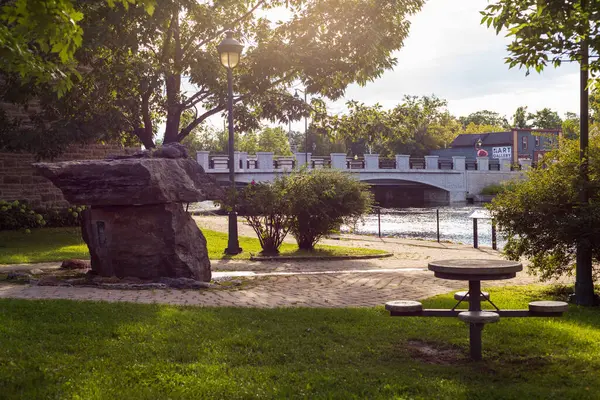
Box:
left=360, top=178, right=451, bottom=208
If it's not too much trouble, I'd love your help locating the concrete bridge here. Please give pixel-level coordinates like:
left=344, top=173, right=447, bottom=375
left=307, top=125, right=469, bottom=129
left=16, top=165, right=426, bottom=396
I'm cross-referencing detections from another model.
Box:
left=196, top=152, right=528, bottom=206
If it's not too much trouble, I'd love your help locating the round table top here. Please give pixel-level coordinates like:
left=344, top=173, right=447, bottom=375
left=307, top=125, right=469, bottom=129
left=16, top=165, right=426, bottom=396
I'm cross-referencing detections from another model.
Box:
left=428, top=259, right=522, bottom=281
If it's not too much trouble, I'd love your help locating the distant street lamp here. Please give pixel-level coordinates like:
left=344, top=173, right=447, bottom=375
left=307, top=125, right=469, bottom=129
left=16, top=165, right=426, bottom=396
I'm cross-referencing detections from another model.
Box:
left=475, top=138, right=488, bottom=157
left=294, top=89, right=309, bottom=165
left=218, top=31, right=243, bottom=255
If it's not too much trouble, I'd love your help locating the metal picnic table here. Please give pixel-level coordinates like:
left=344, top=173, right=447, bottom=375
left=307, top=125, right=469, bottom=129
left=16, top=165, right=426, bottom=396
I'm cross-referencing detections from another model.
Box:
left=386, top=259, right=569, bottom=361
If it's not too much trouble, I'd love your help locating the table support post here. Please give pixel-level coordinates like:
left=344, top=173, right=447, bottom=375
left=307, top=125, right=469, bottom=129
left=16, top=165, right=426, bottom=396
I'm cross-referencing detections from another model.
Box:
left=468, top=280, right=483, bottom=361
left=473, top=219, right=478, bottom=248
left=469, top=324, right=483, bottom=361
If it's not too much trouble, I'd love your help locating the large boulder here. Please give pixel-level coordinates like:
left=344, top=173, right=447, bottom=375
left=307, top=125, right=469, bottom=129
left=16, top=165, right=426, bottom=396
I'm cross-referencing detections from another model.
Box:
left=34, top=157, right=222, bottom=206
left=81, top=203, right=211, bottom=281
left=33, top=148, right=221, bottom=282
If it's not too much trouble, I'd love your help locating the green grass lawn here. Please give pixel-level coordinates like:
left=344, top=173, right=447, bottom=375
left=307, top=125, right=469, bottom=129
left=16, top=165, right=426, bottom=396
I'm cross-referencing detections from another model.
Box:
left=0, top=227, right=385, bottom=264
left=0, top=286, right=598, bottom=399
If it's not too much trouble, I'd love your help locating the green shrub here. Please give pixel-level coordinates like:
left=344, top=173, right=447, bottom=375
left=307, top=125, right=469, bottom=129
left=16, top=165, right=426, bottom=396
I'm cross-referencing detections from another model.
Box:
left=233, top=178, right=292, bottom=255
left=0, top=200, right=45, bottom=231
left=286, top=169, right=373, bottom=250
left=488, top=137, right=600, bottom=282
left=480, top=183, right=513, bottom=196
left=43, top=205, right=86, bottom=228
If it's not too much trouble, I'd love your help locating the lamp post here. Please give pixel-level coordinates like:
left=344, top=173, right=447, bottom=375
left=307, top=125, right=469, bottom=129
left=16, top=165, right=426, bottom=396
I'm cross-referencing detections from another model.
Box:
left=294, top=89, right=309, bottom=165
left=218, top=31, right=243, bottom=255
left=475, top=138, right=483, bottom=151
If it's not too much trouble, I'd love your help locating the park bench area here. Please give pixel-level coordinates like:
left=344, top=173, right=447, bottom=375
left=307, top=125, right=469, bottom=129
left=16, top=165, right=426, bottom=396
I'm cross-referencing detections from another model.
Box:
left=386, top=259, right=569, bottom=360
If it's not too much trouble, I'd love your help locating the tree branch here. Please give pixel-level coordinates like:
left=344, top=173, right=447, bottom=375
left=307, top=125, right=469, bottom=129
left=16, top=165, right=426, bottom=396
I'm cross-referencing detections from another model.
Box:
left=182, top=0, right=267, bottom=63
left=177, top=72, right=298, bottom=141
left=177, top=104, right=227, bottom=141
left=183, top=89, right=210, bottom=108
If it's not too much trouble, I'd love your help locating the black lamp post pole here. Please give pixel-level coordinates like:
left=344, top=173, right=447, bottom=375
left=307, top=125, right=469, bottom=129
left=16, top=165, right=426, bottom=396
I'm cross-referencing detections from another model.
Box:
left=225, top=67, right=241, bottom=255
left=303, top=90, right=308, bottom=164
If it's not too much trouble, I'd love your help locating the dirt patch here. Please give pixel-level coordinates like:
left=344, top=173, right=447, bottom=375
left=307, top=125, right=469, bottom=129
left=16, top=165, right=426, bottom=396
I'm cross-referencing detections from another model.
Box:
left=405, top=339, right=467, bottom=365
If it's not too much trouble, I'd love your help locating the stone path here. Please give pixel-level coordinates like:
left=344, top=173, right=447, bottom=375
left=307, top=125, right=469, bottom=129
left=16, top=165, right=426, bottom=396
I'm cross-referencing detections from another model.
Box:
left=0, top=216, right=567, bottom=308
left=0, top=269, right=547, bottom=308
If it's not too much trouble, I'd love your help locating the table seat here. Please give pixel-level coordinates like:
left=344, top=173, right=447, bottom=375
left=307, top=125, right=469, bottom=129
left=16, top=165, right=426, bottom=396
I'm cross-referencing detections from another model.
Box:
left=528, top=301, right=569, bottom=313
left=458, top=311, right=500, bottom=324
left=385, top=300, right=422, bottom=313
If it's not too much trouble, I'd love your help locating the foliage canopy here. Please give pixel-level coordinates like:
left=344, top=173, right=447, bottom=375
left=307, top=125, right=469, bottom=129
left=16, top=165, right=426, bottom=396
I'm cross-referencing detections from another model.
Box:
left=488, top=137, right=600, bottom=281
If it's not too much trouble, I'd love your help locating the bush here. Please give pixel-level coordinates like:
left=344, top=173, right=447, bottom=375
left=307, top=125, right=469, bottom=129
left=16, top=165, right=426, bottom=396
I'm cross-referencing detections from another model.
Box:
left=286, top=169, right=373, bottom=250
left=0, top=200, right=45, bottom=231
left=233, top=178, right=291, bottom=255
left=488, top=137, right=600, bottom=282
left=43, top=205, right=86, bottom=228
left=480, top=182, right=515, bottom=196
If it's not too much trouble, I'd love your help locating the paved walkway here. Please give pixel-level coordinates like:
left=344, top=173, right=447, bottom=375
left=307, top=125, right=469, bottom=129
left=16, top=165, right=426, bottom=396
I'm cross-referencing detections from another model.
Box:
left=0, top=269, right=549, bottom=308
left=0, top=216, right=567, bottom=308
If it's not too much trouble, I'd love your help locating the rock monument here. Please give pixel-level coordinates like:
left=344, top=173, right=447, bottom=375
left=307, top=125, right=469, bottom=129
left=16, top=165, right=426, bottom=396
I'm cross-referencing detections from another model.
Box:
left=34, top=144, right=222, bottom=282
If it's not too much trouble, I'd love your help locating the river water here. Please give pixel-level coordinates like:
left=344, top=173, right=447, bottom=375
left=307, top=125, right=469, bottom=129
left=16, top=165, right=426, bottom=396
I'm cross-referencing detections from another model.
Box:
left=190, top=202, right=503, bottom=248
left=342, top=205, right=503, bottom=248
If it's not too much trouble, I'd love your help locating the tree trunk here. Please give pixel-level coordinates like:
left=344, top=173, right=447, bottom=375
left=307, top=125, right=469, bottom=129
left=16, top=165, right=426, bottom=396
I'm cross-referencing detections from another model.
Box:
left=163, top=9, right=182, bottom=144
left=575, top=32, right=596, bottom=306
left=164, top=73, right=182, bottom=143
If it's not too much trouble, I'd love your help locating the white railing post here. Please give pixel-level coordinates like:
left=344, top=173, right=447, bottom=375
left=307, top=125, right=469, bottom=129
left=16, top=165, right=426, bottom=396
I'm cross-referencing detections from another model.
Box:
left=395, top=155, right=410, bottom=170
left=256, top=152, right=274, bottom=170
left=452, top=156, right=466, bottom=171
left=477, top=157, right=490, bottom=171
left=425, top=155, right=439, bottom=170
left=500, top=159, right=511, bottom=171
left=364, top=154, right=380, bottom=170
left=196, top=151, right=210, bottom=170
left=294, top=152, right=312, bottom=168
left=330, top=153, right=347, bottom=169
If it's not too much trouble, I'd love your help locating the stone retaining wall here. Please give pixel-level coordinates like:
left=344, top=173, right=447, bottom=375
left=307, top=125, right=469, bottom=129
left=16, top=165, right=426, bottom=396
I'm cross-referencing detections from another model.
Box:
left=0, top=144, right=140, bottom=209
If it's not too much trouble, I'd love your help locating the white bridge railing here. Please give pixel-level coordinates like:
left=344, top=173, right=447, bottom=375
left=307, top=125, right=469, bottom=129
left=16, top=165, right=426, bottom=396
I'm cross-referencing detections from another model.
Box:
left=196, top=151, right=532, bottom=173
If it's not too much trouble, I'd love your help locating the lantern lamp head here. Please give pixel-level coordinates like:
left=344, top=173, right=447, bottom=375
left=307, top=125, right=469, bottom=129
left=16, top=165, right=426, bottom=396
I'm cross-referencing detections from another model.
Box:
left=217, top=31, right=244, bottom=69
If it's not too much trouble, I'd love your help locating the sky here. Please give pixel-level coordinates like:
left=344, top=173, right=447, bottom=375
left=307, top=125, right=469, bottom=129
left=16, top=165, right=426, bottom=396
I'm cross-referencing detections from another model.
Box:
left=200, top=0, right=582, bottom=133
left=327, top=0, right=580, bottom=119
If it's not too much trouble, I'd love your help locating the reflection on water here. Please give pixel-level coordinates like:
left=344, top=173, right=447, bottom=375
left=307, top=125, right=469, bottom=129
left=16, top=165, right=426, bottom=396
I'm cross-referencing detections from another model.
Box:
left=343, top=205, right=504, bottom=248
left=190, top=202, right=504, bottom=248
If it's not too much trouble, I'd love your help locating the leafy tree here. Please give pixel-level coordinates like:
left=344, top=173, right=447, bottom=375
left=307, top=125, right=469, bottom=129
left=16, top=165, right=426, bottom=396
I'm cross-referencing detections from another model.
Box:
left=258, top=127, right=292, bottom=155
left=488, top=137, right=600, bottom=283
left=512, top=106, right=530, bottom=128
left=233, top=178, right=292, bottom=255
left=298, top=126, right=346, bottom=156
left=530, top=108, right=562, bottom=129
left=286, top=169, right=373, bottom=250
left=562, top=112, right=581, bottom=140
left=180, top=126, right=223, bottom=156
left=482, top=0, right=600, bottom=305
left=239, top=131, right=259, bottom=154
left=459, top=110, right=510, bottom=129
left=50, top=0, right=423, bottom=150
left=462, top=122, right=506, bottom=134
left=389, top=95, right=461, bottom=156
left=0, top=0, right=154, bottom=96
left=0, top=68, right=144, bottom=159
left=324, top=101, right=393, bottom=156
left=320, top=95, right=460, bottom=157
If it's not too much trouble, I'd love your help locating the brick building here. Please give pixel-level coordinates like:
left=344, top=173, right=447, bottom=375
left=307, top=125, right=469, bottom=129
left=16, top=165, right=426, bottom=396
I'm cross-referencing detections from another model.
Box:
left=431, top=128, right=562, bottom=163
